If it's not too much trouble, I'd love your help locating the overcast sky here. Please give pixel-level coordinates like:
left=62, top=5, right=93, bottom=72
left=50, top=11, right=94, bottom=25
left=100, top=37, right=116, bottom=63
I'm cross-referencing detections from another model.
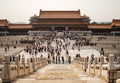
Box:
left=0, top=0, right=120, bottom=23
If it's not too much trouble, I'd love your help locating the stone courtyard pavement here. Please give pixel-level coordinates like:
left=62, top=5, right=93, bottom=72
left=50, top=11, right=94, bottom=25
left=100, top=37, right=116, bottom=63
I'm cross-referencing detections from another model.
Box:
left=0, top=47, right=24, bottom=59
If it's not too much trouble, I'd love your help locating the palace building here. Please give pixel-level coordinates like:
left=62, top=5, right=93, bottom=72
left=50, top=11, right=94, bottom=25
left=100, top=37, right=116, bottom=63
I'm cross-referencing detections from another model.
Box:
left=0, top=9, right=120, bottom=36
left=30, top=9, right=90, bottom=31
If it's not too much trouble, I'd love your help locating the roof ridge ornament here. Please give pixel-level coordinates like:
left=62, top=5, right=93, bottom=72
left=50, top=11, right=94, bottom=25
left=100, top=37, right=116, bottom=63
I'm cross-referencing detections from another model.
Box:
left=78, top=9, right=81, bottom=16
left=39, top=9, right=42, bottom=16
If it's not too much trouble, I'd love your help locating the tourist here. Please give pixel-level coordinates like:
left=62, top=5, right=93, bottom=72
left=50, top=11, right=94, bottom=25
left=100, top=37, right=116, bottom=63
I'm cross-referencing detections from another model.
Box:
left=10, top=56, right=12, bottom=62
left=84, top=58, right=88, bottom=72
left=35, top=50, right=37, bottom=56
left=40, top=54, right=43, bottom=57
left=5, top=47, right=7, bottom=52
left=47, top=54, right=51, bottom=64
left=62, top=56, right=65, bottom=64
left=100, top=48, right=104, bottom=56
left=52, top=55, right=55, bottom=63
left=1, top=43, right=3, bottom=47
left=91, top=54, right=94, bottom=63
left=44, top=46, right=47, bottom=52
left=76, top=54, right=80, bottom=57
left=112, top=44, right=116, bottom=48
left=72, top=44, right=74, bottom=50
left=56, top=55, right=58, bottom=64
left=18, top=54, right=21, bottom=61
left=86, top=56, right=89, bottom=62
left=13, top=56, right=15, bottom=62
left=68, top=56, right=71, bottom=64
left=30, top=57, right=32, bottom=62
left=7, top=44, right=9, bottom=50
left=16, top=40, right=17, bottom=44
left=66, top=49, right=69, bottom=55
left=78, top=46, right=80, bottom=51
left=14, top=45, right=16, bottom=49
left=106, top=57, right=109, bottom=62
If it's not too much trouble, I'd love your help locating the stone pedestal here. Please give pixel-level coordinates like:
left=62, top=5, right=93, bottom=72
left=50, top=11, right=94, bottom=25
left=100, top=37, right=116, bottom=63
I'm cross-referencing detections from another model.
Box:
left=108, top=70, right=117, bottom=83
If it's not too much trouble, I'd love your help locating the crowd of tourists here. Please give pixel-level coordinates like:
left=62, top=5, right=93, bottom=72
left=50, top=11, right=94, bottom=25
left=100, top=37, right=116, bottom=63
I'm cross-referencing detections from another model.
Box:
left=0, top=32, right=111, bottom=64
left=24, top=34, right=72, bottom=64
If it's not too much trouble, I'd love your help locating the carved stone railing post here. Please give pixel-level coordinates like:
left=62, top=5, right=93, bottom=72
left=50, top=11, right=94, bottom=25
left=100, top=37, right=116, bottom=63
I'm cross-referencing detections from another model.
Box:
left=15, top=56, right=19, bottom=77
left=2, top=56, right=11, bottom=82
left=25, top=58, right=30, bottom=75
left=88, top=59, right=92, bottom=73
left=100, top=56, right=104, bottom=76
left=108, top=54, right=116, bottom=83
left=84, top=57, right=88, bottom=72
left=94, top=58, right=97, bottom=74
left=22, top=57, right=25, bottom=76
left=108, top=54, right=115, bottom=70
left=32, top=58, right=36, bottom=72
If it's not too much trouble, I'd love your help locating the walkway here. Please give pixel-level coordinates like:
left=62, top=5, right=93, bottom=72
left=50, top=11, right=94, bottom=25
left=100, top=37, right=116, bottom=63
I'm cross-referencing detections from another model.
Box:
left=13, top=63, right=106, bottom=83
